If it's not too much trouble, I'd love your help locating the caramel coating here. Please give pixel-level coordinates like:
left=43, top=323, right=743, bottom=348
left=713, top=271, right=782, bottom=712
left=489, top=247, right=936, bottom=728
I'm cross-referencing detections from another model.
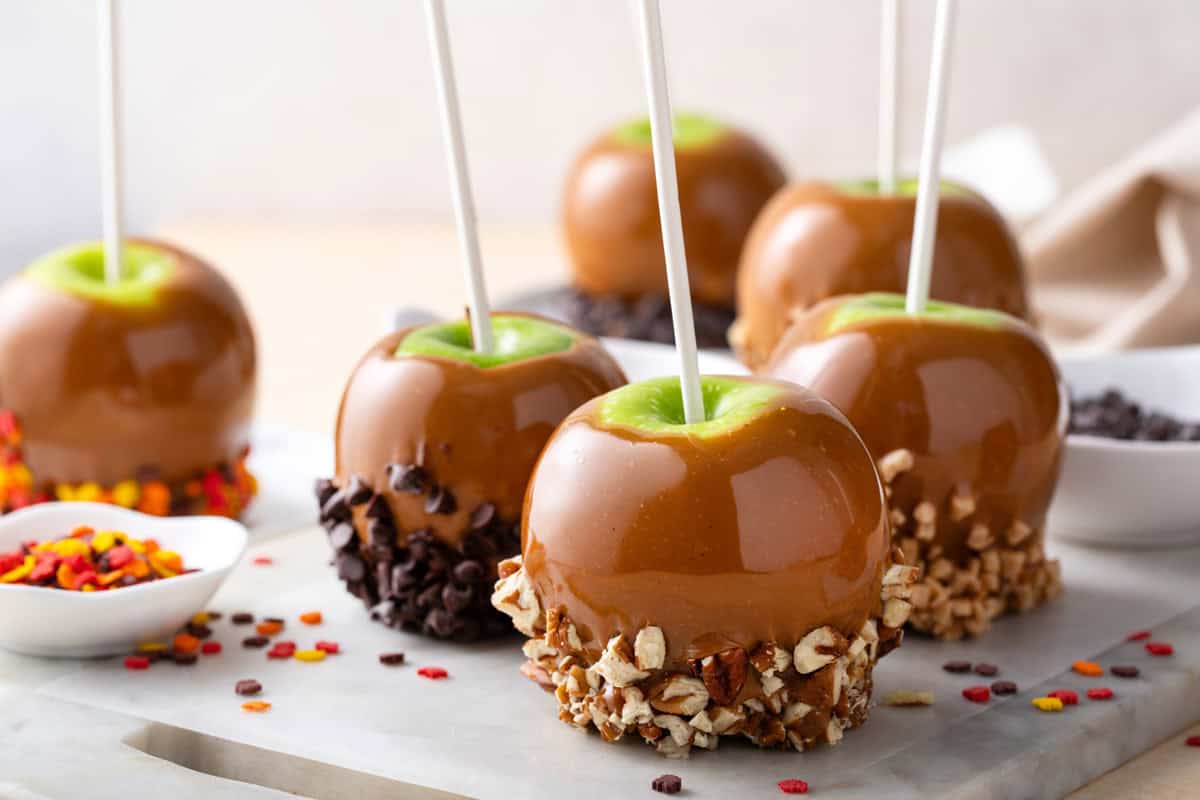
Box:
left=0, top=239, right=256, bottom=486
left=522, top=378, right=890, bottom=670
left=764, top=298, right=1065, bottom=562
left=733, top=182, right=1031, bottom=368
left=563, top=125, right=785, bottom=308
left=335, top=316, right=626, bottom=546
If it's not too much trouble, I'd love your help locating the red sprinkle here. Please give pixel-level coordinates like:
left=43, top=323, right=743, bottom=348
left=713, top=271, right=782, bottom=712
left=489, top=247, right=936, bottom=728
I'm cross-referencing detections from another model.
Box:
left=124, top=655, right=151, bottom=671
left=1146, top=642, right=1174, bottom=656
left=962, top=686, right=990, bottom=703
left=1086, top=687, right=1114, bottom=701
left=778, top=779, right=809, bottom=794
left=417, top=666, right=449, bottom=680
left=201, top=641, right=222, bottom=655
left=1186, top=736, right=1200, bottom=747
left=1048, top=689, right=1079, bottom=706
left=251, top=556, right=274, bottom=566
left=315, top=640, right=340, bottom=655
left=1127, top=630, right=1152, bottom=641
left=267, top=641, right=297, bottom=660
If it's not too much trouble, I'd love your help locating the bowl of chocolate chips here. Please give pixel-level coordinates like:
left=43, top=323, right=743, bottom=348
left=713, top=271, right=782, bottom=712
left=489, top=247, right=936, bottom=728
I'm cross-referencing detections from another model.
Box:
left=1048, top=346, right=1200, bottom=547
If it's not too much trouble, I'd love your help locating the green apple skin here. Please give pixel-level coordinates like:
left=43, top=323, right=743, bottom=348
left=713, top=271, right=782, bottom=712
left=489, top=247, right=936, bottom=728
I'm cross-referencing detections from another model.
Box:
left=395, top=314, right=578, bottom=368
left=26, top=241, right=176, bottom=306
left=597, top=375, right=787, bottom=438
left=837, top=178, right=975, bottom=198
left=610, top=112, right=727, bottom=150
left=824, top=292, right=1009, bottom=335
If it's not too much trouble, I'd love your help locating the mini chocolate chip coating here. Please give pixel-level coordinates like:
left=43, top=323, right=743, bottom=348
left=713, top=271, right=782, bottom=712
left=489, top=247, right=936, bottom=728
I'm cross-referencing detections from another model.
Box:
left=345, top=475, right=373, bottom=505
left=548, top=287, right=735, bottom=349
left=1070, top=389, right=1200, bottom=442
left=388, top=464, right=428, bottom=495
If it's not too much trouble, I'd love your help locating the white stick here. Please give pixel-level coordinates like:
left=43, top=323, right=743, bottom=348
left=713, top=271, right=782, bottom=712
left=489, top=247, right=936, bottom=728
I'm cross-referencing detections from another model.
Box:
left=905, top=0, right=956, bottom=314
left=878, top=0, right=899, bottom=194
left=97, top=0, right=124, bottom=284
left=632, top=0, right=704, bottom=425
left=423, top=0, right=493, bottom=353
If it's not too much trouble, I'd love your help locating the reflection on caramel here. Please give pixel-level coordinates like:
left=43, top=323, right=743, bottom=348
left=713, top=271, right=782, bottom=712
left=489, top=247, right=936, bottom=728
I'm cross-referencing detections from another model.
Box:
left=0, top=239, right=256, bottom=486
left=335, top=317, right=626, bottom=546
left=764, top=298, right=1065, bottom=562
left=563, top=127, right=785, bottom=307
left=734, top=182, right=1030, bottom=368
left=522, top=378, right=890, bottom=670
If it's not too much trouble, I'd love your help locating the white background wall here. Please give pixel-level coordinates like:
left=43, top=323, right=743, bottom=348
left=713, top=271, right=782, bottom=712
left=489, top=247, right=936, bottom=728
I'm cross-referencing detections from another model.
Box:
left=2, top=0, right=1198, bottom=272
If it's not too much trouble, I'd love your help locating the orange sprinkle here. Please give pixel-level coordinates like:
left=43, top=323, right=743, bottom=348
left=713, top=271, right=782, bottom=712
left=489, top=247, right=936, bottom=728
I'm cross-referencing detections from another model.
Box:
left=173, top=633, right=201, bottom=653
left=241, top=701, right=272, bottom=713
left=256, top=621, right=283, bottom=636
left=299, top=611, right=323, bottom=626
left=1072, top=660, right=1103, bottom=677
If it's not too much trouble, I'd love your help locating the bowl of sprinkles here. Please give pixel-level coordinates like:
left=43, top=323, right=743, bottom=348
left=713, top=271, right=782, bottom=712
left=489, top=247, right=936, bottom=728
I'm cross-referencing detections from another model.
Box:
left=0, top=502, right=246, bottom=657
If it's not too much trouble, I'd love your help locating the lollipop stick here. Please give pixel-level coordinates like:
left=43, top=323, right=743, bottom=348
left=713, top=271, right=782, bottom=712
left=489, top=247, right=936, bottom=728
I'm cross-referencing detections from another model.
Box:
left=632, top=0, right=704, bottom=425
left=97, top=0, right=124, bottom=285
left=878, top=0, right=899, bottom=194
left=423, top=0, right=493, bottom=353
left=905, top=0, right=956, bottom=314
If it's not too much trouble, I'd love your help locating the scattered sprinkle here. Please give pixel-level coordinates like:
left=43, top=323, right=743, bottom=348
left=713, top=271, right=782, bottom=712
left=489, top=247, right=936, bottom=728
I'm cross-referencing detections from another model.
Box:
left=190, top=611, right=210, bottom=626
left=973, top=663, right=999, bottom=677
left=136, top=641, right=168, bottom=653
left=962, top=686, right=990, bottom=703
left=256, top=621, right=283, bottom=636
left=243, top=636, right=269, bottom=649
left=315, top=640, right=340, bottom=655
left=172, top=633, right=200, bottom=654
left=172, top=651, right=198, bottom=666
left=294, top=649, right=327, bottom=663
left=1111, top=665, right=1141, bottom=679
left=417, top=666, right=448, bottom=680
left=251, top=556, right=274, bottom=566
left=1072, top=660, right=1103, bottom=677
left=1146, top=642, right=1174, bottom=657
left=299, top=611, right=323, bottom=625
left=991, top=680, right=1018, bottom=696
left=1033, top=697, right=1064, bottom=712
left=267, top=642, right=297, bottom=660
left=241, top=701, right=271, bottom=713
left=943, top=660, right=972, bottom=674
left=1087, top=687, right=1114, bottom=701
left=200, top=641, right=222, bottom=656
left=1127, top=630, right=1152, bottom=641
left=124, top=655, right=150, bottom=671
left=778, top=779, right=810, bottom=794
left=1186, top=736, right=1200, bottom=748
left=883, top=690, right=934, bottom=707
left=235, top=679, right=263, bottom=697
left=379, top=652, right=406, bottom=666
left=651, top=774, right=682, bottom=795
left=1047, top=689, right=1078, bottom=706
left=231, top=612, right=254, bottom=625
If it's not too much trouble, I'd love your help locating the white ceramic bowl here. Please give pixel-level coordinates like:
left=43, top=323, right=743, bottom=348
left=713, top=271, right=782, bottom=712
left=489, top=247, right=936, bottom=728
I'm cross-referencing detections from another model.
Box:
left=0, top=502, right=247, bottom=657
left=1049, top=346, right=1200, bottom=548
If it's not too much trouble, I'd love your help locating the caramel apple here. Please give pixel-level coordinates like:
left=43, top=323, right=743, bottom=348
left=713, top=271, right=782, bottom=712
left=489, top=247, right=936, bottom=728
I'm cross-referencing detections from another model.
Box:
left=0, top=240, right=257, bottom=517
left=732, top=180, right=1031, bottom=369
left=559, top=113, right=785, bottom=347
left=492, top=375, right=917, bottom=755
left=764, top=293, right=1066, bottom=639
left=318, top=313, right=626, bottom=641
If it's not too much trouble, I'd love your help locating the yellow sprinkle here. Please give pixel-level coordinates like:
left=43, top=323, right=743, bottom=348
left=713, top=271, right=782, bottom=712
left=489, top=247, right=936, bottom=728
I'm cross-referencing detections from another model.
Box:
left=293, top=649, right=327, bottom=663
left=112, top=480, right=140, bottom=508
left=137, top=642, right=169, bottom=653
left=1032, top=697, right=1064, bottom=712
left=75, top=483, right=102, bottom=502
left=190, top=611, right=211, bottom=626
left=1072, top=660, right=1103, bottom=677
left=241, top=701, right=272, bottom=713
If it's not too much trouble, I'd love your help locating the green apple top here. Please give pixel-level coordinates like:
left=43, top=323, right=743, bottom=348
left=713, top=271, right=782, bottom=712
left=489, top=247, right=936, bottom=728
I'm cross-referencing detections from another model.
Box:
left=395, top=314, right=579, bottom=368
left=837, top=178, right=976, bottom=198
left=26, top=241, right=176, bottom=306
left=610, top=112, right=728, bottom=150
left=824, top=292, right=1010, bottom=336
left=596, top=375, right=787, bottom=439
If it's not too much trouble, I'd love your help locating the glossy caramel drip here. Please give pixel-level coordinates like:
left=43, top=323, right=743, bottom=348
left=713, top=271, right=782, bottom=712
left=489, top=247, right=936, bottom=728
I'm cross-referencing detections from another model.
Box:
left=764, top=299, right=1065, bottom=562
left=521, top=379, right=890, bottom=670
left=734, top=182, right=1030, bottom=368
left=564, top=128, right=785, bottom=307
left=0, top=239, right=256, bottom=486
left=335, top=318, right=626, bottom=547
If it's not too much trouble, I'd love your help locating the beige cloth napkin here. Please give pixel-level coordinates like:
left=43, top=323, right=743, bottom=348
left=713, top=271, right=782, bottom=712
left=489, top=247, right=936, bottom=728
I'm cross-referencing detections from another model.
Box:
left=1025, top=107, right=1200, bottom=352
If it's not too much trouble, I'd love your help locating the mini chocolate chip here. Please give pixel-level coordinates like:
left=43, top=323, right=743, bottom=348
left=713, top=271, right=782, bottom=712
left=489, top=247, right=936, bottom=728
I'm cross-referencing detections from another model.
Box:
left=231, top=612, right=254, bottom=625
left=973, top=663, right=999, bottom=677
left=991, top=680, right=1018, bottom=695
left=469, top=502, right=496, bottom=530
left=452, top=560, right=485, bottom=584
left=943, top=660, right=972, bottom=674
left=442, top=583, right=474, bottom=614
left=425, top=609, right=460, bottom=638
left=651, top=774, right=682, bottom=794
left=379, top=652, right=406, bottom=666
left=321, top=490, right=351, bottom=522
left=424, top=486, right=457, bottom=515
left=186, top=623, right=213, bottom=640
left=328, top=522, right=357, bottom=552
left=235, top=679, right=263, bottom=696
left=1111, top=665, right=1140, bottom=678
left=172, top=651, right=199, bottom=666
left=345, top=475, right=373, bottom=505
left=206, top=611, right=223, bottom=621
left=337, top=554, right=366, bottom=583
left=243, top=636, right=269, bottom=649
left=364, top=494, right=392, bottom=520
left=368, top=518, right=395, bottom=548
left=388, top=464, right=428, bottom=494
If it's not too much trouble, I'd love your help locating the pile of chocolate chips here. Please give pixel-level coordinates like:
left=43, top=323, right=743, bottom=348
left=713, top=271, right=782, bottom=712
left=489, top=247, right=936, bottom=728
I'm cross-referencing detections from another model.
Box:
left=1070, top=389, right=1200, bottom=442
left=551, top=288, right=736, bottom=349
